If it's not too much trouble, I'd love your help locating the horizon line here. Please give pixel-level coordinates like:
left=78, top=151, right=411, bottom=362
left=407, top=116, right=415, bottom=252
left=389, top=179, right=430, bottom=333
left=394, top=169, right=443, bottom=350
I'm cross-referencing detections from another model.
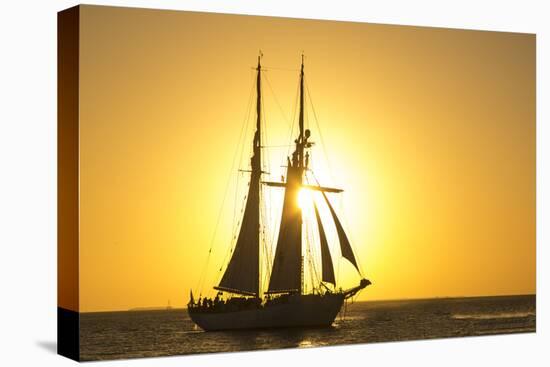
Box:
left=79, top=292, right=536, bottom=314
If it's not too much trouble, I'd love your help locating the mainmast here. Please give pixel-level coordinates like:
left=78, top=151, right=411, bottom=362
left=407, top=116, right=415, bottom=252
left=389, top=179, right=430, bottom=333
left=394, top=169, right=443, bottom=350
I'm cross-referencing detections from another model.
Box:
left=266, top=54, right=366, bottom=296
left=267, top=55, right=311, bottom=295
left=215, top=53, right=263, bottom=297
left=298, top=54, right=305, bottom=167
left=254, top=52, right=262, bottom=159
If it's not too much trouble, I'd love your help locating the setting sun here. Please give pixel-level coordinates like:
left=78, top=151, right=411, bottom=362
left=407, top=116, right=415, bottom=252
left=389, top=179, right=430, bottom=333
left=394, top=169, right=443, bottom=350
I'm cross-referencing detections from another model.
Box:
left=297, top=188, right=313, bottom=210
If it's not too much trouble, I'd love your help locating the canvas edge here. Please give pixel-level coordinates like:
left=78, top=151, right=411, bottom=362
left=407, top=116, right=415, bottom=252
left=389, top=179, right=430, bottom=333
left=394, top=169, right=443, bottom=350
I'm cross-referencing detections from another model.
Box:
left=57, top=4, right=81, bottom=362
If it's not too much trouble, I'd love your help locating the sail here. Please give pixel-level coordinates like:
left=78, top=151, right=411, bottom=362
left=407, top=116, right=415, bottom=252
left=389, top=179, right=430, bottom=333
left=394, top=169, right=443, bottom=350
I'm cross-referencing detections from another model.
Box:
left=267, top=57, right=308, bottom=294
left=217, top=173, right=260, bottom=295
left=216, top=55, right=263, bottom=296
left=321, top=192, right=360, bottom=273
left=313, top=202, right=335, bottom=285
left=267, top=164, right=303, bottom=293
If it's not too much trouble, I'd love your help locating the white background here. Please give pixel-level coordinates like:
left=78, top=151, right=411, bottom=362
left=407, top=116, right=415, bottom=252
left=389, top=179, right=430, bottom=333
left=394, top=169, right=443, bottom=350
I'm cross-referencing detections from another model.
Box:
left=0, top=0, right=548, bottom=366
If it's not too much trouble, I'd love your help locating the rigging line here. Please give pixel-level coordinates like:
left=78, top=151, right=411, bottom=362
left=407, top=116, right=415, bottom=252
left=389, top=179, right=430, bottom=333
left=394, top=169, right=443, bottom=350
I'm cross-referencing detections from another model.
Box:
left=198, top=108, right=252, bottom=295
left=234, top=155, right=246, bottom=233
left=261, top=144, right=295, bottom=148
left=259, top=90, right=274, bottom=294
left=233, top=171, right=240, bottom=234
left=337, top=257, right=342, bottom=290
left=259, top=172, right=274, bottom=279
left=215, top=198, right=249, bottom=294
left=338, top=197, right=366, bottom=276
left=305, top=174, right=321, bottom=287
left=302, top=189, right=312, bottom=293
left=196, top=69, right=256, bottom=294
left=214, top=186, right=245, bottom=288
left=236, top=67, right=261, bottom=178
left=225, top=80, right=256, bottom=265
left=304, top=80, right=309, bottom=132
left=312, top=192, right=335, bottom=291
left=218, top=89, right=257, bottom=284
left=265, top=198, right=274, bottom=265
left=267, top=185, right=279, bottom=288
left=260, top=204, right=268, bottom=289
left=230, top=75, right=256, bottom=243
left=233, top=73, right=258, bottom=235
left=262, top=206, right=273, bottom=292
left=261, top=110, right=277, bottom=290
left=304, top=212, right=317, bottom=293
left=264, top=73, right=292, bottom=128
left=217, top=190, right=248, bottom=278
left=260, top=75, right=275, bottom=282
left=264, top=71, right=280, bottom=272
left=262, top=229, right=271, bottom=291
left=310, top=171, right=363, bottom=277
left=283, top=76, right=301, bottom=167
left=236, top=109, right=252, bottom=184
left=261, top=66, right=300, bottom=72
left=260, top=78, right=269, bottom=174
left=304, top=77, right=336, bottom=186
left=307, top=164, right=328, bottom=279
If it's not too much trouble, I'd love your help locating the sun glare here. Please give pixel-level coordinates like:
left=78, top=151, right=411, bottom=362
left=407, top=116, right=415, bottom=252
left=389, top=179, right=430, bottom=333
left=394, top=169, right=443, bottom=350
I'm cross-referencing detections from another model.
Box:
left=297, top=188, right=313, bottom=210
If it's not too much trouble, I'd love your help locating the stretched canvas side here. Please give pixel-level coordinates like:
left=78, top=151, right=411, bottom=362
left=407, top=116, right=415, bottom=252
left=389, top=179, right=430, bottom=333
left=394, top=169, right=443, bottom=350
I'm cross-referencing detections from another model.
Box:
left=57, top=5, right=80, bottom=362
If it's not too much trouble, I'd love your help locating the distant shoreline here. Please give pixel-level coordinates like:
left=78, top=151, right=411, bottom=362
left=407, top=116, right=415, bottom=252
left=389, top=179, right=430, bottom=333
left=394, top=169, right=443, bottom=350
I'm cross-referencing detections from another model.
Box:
left=127, top=306, right=175, bottom=312
left=79, top=293, right=535, bottom=314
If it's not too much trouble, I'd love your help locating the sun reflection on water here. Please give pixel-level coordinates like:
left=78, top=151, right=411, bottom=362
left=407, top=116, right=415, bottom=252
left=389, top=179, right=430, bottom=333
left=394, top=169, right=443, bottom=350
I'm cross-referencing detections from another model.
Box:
left=298, top=340, right=314, bottom=348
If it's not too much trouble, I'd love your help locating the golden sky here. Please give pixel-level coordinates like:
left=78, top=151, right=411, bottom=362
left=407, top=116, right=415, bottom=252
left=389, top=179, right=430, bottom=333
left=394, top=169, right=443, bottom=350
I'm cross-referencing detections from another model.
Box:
left=78, top=5, right=535, bottom=312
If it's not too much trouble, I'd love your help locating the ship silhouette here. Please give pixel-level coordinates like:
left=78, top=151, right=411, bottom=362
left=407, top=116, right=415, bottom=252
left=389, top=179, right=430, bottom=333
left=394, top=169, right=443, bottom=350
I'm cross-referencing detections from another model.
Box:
left=188, top=53, right=370, bottom=331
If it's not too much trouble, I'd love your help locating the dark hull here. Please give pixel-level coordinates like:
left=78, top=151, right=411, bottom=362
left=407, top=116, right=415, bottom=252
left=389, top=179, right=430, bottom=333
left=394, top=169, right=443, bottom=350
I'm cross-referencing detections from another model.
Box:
left=188, top=293, right=345, bottom=331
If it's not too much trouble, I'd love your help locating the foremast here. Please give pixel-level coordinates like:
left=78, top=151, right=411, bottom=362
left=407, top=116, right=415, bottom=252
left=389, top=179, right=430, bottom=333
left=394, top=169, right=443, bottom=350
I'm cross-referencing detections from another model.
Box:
left=266, top=55, right=312, bottom=295
left=214, top=53, right=263, bottom=297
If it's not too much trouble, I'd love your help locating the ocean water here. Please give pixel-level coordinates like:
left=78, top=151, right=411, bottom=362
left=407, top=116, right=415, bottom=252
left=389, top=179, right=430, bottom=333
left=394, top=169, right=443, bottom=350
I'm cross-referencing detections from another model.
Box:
left=79, top=295, right=535, bottom=361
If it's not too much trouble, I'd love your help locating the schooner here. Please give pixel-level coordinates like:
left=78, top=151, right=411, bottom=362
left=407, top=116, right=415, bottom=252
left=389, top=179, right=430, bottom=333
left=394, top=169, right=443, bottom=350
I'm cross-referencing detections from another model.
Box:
left=187, top=54, right=370, bottom=331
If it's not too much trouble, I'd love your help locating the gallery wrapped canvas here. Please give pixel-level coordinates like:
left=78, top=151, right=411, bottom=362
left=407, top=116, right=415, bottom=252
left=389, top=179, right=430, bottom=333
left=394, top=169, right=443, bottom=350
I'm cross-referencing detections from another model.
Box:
left=58, top=4, right=536, bottom=362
